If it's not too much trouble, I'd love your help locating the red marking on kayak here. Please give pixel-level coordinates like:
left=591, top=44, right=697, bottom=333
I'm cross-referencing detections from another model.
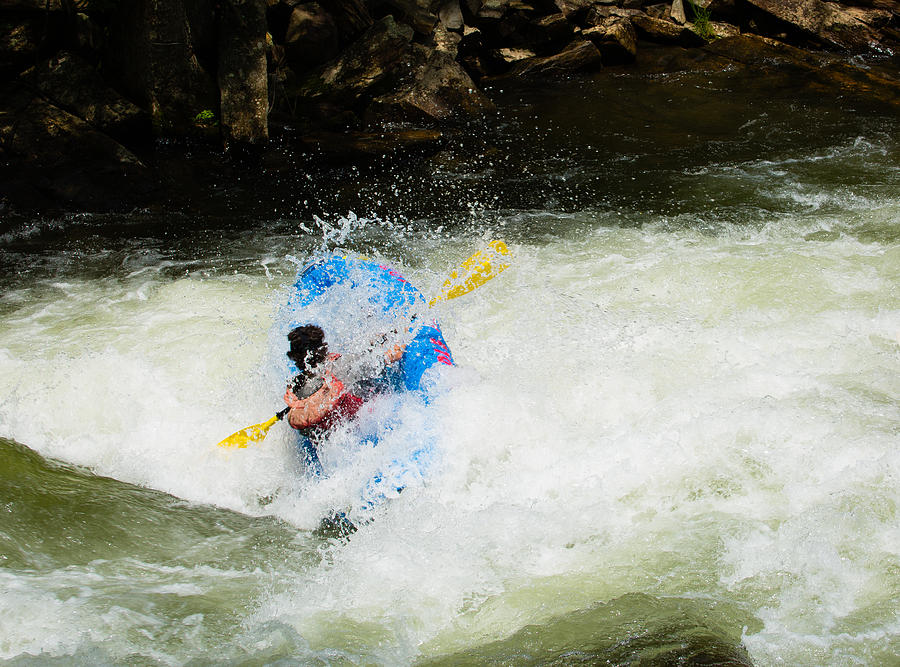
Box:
left=431, top=337, right=453, bottom=365
left=379, top=265, right=409, bottom=284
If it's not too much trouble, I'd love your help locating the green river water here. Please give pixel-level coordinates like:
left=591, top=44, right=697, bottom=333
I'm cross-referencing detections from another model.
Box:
left=0, top=66, right=898, bottom=665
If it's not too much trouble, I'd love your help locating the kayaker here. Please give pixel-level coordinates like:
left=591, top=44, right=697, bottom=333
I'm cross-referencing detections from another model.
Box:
left=283, top=324, right=404, bottom=433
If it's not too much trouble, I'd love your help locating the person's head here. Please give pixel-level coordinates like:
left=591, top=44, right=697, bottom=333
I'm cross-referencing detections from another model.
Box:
left=287, top=325, right=328, bottom=371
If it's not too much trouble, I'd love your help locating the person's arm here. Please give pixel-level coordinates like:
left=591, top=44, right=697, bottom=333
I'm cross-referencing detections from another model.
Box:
left=284, top=376, right=345, bottom=429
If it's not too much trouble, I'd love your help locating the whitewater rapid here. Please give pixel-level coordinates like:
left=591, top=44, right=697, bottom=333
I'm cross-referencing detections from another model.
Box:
left=1, top=66, right=899, bottom=663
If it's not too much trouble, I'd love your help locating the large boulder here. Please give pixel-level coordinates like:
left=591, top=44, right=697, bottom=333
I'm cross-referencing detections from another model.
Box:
left=584, top=16, right=638, bottom=63
left=743, top=0, right=895, bottom=52
left=0, top=85, right=153, bottom=210
left=369, top=46, right=496, bottom=122
left=299, top=16, right=415, bottom=104
left=704, top=33, right=900, bottom=109
left=25, top=51, right=150, bottom=144
left=318, top=0, right=373, bottom=43
left=504, top=38, right=603, bottom=76
left=381, top=0, right=442, bottom=34
left=282, top=2, right=341, bottom=71
left=631, top=13, right=707, bottom=46
left=0, top=0, right=67, bottom=77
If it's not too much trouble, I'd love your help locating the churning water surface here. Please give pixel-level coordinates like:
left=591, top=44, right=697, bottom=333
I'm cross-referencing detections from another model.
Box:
left=0, top=68, right=898, bottom=665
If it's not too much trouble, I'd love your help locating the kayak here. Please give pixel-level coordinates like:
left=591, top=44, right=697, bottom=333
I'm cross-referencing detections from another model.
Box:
left=279, top=254, right=454, bottom=522
left=287, top=254, right=454, bottom=392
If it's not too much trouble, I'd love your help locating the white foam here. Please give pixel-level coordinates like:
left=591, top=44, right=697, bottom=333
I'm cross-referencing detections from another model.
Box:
left=1, top=218, right=898, bottom=664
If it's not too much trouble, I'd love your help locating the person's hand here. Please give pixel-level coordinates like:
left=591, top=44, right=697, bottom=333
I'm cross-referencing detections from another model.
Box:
left=285, top=376, right=343, bottom=429
left=384, top=343, right=405, bottom=364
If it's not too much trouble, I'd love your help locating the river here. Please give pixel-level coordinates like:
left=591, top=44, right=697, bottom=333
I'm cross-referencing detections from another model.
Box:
left=1, top=66, right=898, bottom=665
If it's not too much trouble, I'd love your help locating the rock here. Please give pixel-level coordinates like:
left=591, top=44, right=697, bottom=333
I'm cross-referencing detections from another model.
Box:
left=0, top=2, right=67, bottom=78
left=369, top=47, right=495, bottom=122
left=0, top=85, right=153, bottom=210
left=300, top=16, right=415, bottom=104
left=584, top=16, right=637, bottom=63
left=492, top=10, right=573, bottom=51
left=383, top=0, right=441, bottom=34
left=24, top=51, right=150, bottom=144
left=585, top=5, right=642, bottom=25
left=671, top=0, right=686, bottom=25
left=704, top=34, right=900, bottom=109
left=688, top=0, right=739, bottom=22
left=473, top=0, right=511, bottom=20
left=0, top=0, right=63, bottom=9
left=438, top=0, right=465, bottom=30
left=1, top=20, right=41, bottom=76
left=631, top=13, right=707, bottom=46
left=504, top=39, right=603, bottom=76
left=743, top=0, right=894, bottom=52
left=553, top=0, right=592, bottom=21
left=433, top=20, right=463, bottom=53
left=458, top=25, right=508, bottom=78
left=318, top=0, right=373, bottom=44
left=531, top=13, right=575, bottom=48
left=495, top=46, right=538, bottom=63
left=282, top=2, right=340, bottom=70
left=709, top=20, right=740, bottom=38
left=218, top=0, right=269, bottom=144
left=644, top=3, right=671, bottom=19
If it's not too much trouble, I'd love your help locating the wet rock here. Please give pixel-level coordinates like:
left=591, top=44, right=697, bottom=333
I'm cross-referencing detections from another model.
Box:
left=585, top=5, right=643, bottom=24
left=0, top=1, right=67, bottom=77
left=299, top=16, right=415, bottom=104
left=584, top=16, right=638, bottom=63
left=419, top=593, right=756, bottom=667
left=495, top=45, right=538, bottom=63
left=23, top=51, right=150, bottom=144
left=383, top=0, right=441, bottom=34
left=553, top=0, right=592, bottom=21
left=0, top=86, right=153, bottom=211
left=369, top=47, right=496, bottom=122
left=632, top=13, right=707, bottom=46
left=704, top=34, right=900, bottom=108
left=503, top=38, right=603, bottom=76
left=743, top=0, right=895, bottom=52
left=432, top=19, right=462, bottom=53
left=438, top=0, right=465, bottom=30
left=318, top=0, right=374, bottom=44
left=458, top=25, right=507, bottom=78
left=471, top=0, right=511, bottom=21
left=709, top=20, right=741, bottom=38
left=281, top=2, right=340, bottom=71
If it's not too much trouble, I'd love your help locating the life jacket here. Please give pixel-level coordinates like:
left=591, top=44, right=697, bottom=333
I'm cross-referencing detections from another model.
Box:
left=283, top=355, right=365, bottom=433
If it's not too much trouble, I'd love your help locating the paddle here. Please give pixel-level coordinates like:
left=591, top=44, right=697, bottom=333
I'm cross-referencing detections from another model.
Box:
left=216, top=241, right=510, bottom=449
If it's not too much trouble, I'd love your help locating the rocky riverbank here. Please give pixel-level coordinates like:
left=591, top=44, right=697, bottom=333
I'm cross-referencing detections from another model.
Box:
left=1, top=0, right=898, bottom=216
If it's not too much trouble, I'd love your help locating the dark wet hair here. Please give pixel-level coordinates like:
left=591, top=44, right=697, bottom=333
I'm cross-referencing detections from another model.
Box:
left=287, top=325, right=328, bottom=370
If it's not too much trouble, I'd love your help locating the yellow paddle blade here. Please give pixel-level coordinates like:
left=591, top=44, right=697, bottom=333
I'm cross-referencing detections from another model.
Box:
left=429, top=240, right=510, bottom=306
left=216, top=413, right=281, bottom=448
